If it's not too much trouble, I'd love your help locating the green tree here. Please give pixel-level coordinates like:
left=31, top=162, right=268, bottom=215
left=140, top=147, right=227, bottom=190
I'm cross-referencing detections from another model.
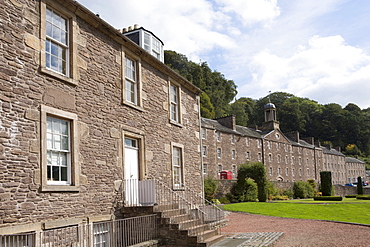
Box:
left=164, top=51, right=237, bottom=118
left=237, top=162, right=268, bottom=202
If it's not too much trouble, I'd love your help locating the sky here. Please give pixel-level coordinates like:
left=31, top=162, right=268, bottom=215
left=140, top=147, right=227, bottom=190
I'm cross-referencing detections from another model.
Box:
left=77, top=0, right=370, bottom=109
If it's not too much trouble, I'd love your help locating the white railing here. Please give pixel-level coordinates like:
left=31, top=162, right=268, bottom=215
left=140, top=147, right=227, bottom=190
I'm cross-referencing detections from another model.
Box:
left=123, top=178, right=227, bottom=239
left=1, top=215, right=157, bottom=247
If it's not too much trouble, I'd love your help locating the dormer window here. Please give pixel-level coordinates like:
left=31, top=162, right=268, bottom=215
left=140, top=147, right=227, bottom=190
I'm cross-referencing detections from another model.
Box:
left=124, top=26, right=164, bottom=62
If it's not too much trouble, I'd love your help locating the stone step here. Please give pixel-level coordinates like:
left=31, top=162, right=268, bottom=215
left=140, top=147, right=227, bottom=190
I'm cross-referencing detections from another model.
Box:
left=201, top=229, right=218, bottom=240
left=168, top=213, right=193, bottom=224
left=153, top=203, right=179, bottom=212
left=158, top=208, right=186, bottom=218
left=199, top=234, right=226, bottom=247
left=177, top=218, right=202, bottom=230
left=183, top=223, right=210, bottom=236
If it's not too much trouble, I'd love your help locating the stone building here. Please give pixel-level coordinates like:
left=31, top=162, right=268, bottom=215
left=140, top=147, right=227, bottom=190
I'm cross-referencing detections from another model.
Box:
left=0, top=0, right=226, bottom=245
left=345, top=157, right=367, bottom=183
left=201, top=103, right=366, bottom=185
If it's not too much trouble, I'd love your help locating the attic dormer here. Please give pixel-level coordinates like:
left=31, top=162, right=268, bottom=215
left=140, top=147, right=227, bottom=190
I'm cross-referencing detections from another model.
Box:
left=123, top=25, right=164, bottom=62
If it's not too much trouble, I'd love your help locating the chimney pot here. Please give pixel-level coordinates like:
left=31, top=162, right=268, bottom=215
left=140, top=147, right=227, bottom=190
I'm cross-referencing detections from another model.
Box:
left=134, top=24, right=139, bottom=29
left=128, top=26, right=133, bottom=31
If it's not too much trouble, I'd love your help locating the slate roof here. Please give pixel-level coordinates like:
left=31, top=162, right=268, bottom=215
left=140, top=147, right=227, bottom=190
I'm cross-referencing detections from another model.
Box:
left=201, top=118, right=262, bottom=138
left=345, top=157, right=366, bottom=164
left=321, top=146, right=345, bottom=156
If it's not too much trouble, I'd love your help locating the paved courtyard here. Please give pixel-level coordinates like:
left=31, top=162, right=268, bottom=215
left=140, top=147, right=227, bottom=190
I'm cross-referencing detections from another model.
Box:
left=216, top=212, right=370, bottom=247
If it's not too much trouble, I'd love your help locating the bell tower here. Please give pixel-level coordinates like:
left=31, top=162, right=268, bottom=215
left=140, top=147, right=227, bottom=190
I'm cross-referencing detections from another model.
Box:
left=261, top=101, right=280, bottom=131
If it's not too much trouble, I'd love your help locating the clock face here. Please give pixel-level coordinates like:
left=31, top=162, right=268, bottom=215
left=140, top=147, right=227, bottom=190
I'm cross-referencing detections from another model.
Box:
left=276, top=133, right=280, bottom=139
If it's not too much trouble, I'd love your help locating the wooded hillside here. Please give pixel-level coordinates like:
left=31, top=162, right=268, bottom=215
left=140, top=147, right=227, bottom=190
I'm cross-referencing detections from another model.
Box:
left=165, top=51, right=370, bottom=156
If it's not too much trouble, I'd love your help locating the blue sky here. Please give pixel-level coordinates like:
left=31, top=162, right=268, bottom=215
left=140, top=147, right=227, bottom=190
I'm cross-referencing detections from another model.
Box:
left=78, top=0, right=370, bottom=109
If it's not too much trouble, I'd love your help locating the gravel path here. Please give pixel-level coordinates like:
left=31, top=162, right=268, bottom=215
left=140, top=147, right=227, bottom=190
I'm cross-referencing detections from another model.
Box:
left=221, top=212, right=370, bottom=246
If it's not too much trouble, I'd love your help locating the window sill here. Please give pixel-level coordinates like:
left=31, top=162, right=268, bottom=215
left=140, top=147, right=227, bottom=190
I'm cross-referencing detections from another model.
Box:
left=41, top=185, right=80, bottom=192
left=123, top=101, right=144, bottom=112
left=40, top=67, right=78, bottom=86
left=173, top=186, right=185, bottom=191
left=169, top=120, right=183, bottom=128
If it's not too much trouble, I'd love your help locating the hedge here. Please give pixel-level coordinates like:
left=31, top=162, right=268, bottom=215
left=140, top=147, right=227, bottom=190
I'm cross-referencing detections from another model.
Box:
left=345, top=195, right=357, bottom=198
left=314, top=196, right=343, bottom=201
left=356, top=195, right=370, bottom=200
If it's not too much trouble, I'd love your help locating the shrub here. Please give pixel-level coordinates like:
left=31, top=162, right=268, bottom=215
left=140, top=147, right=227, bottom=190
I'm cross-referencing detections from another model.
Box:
left=282, top=189, right=294, bottom=199
left=218, top=197, right=230, bottom=204
left=204, top=177, right=218, bottom=201
left=356, top=195, right=370, bottom=200
left=345, top=195, right=357, bottom=198
left=211, top=199, right=221, bottom=205
left=266, top=181, right=279, bottom=197
left=320, top=171, right=333, bottom=196
left=293, top=181, right=315, bottom=199
left=314, top=196, right=343, bottom=201
left=307, top=179, right=317, bottom=191
left=230, top=178, right=258, bottom=202
left=271, top=195, right=290, bottom=200
left=357, top=177, right=364, bottom=195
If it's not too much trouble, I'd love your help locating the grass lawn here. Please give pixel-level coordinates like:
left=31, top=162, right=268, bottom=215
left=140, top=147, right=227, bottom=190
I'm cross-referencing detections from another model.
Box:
left=222, top=198, right=370, bottom=225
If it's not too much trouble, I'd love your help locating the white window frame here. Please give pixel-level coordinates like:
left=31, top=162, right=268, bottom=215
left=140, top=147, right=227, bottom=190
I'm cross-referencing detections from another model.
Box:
left=172, top=143, right=184, bottom=189
left=231, top=134, right=235, bottom=144
left=232, top=150, right=236, bottom=159
left=122, top=51, right=142, bottom=109
left=258, top=152, right=262, bottom=162
left=41, top=105, right=79, bottom=192
left=203, top=164, right=207, bottom=174
left=142, top=31, right=163, bottom=62
left=218, top=164, right=222, bottom=174
left=216, top=132, right=221, bottom=142
left=169, top=82, right=181, bottom=123
left=232, top=165, right=236, bottom=175
left=217, top=148, right=221, bottom=159
left=46, top=116, right=71, bottom=185
left=40, top=2, right=78, bottom=85
left=201, top=128, right=207, bottom=139
left=125, top=56, right=137, bottom=105
left=45, top=8, right=69, bottom=76
left=202, top=146, right=207, bottom=157
left=246, top=137, right=249, bottom=146
left=246, top=151, right=250, bottom=160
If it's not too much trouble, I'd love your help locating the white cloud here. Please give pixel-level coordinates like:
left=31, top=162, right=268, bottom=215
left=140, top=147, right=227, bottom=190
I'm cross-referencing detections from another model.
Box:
left=244, top=35, right=370, bottom=108
left=216, top=0, right=280, bottom=26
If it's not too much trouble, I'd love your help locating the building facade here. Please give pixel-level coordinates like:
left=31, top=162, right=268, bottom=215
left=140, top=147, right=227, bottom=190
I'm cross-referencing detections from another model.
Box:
left=201, top=103, right=366, bottom=184
left=0, top=0, right=206, bottom=242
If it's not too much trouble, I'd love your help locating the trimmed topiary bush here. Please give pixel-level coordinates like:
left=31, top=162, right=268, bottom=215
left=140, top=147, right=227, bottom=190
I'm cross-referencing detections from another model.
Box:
left=345, top=195, right=357, bottom=198
left=320, top=171, right=332, bottom=196
left=314, top=196, right=343, bottom=201
left=357, top=176, right=364, bottom=195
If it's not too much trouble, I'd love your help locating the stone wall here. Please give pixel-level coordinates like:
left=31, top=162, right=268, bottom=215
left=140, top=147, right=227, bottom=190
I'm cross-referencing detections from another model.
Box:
left=0, top=0, right=202, bottom=234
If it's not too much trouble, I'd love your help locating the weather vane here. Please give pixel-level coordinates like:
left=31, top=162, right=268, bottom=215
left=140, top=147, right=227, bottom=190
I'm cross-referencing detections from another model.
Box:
left=268, top=91, right=271, bottom=103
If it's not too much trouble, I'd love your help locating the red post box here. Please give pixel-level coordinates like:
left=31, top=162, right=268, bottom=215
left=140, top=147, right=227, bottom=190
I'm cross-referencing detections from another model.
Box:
left=220, top=170, right=232, bottom=180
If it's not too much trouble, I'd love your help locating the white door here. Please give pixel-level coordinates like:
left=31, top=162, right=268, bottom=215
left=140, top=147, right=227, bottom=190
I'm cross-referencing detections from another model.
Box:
left=124, top=138, right=139, bottom=206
